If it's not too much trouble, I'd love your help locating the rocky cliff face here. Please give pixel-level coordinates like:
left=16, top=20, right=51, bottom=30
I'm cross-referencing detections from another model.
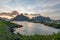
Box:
left=12, top=14, right=30, bottom=21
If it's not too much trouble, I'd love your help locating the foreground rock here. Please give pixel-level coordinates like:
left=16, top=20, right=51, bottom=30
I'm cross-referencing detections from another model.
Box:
left=9, top=25, right=23, bottom=34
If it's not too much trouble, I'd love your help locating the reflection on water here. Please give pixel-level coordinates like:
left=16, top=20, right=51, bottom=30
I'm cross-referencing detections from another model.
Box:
left=13, top=21, right=60, bottom=35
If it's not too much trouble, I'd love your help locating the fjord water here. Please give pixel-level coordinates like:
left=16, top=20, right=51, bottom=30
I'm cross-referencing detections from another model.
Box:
left=13, top=21, right=60, bottom=35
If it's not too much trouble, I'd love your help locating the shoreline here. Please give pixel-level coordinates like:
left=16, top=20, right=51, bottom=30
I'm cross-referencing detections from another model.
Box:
left=11, top=21, right=60, bottom=29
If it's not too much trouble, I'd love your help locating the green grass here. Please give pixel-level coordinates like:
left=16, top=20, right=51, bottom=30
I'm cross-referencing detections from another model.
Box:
left=0, top=20, right=18, bottom=40
left=0, top=20, right=60, bottom=40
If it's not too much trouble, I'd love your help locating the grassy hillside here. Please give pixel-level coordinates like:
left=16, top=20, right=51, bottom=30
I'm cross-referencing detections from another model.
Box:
left=0, top=20, right=19, bottom=40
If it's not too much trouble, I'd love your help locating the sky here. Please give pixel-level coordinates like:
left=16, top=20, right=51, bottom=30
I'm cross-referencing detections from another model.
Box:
left=0, top=0, right=60, bottom=19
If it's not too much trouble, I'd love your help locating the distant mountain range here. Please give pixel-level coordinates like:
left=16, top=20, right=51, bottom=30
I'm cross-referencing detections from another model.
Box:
left=12, top=13, right=52, bottom=23
left=0, top=11, right=60, bottom=21
left=31, top=16, right=52, bottom=22
left=12, top=14, right=30, bottom=21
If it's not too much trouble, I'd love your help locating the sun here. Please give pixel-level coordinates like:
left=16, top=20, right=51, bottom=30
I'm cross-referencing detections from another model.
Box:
left=27, top=15, right=34, bottom=19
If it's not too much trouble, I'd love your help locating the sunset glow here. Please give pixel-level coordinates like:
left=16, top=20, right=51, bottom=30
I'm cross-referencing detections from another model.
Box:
left=27, top=15, right=34, bottom=19
left=0, top=0, right=60, bottom=19
left=0, top=15, right=13, bottom=19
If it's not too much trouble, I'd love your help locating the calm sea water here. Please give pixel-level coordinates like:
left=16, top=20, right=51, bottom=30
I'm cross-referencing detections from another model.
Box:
left=12, top=21, right=60, bottom=35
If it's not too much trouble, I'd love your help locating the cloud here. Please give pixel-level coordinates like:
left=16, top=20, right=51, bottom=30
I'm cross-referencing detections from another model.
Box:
left=0, top=0, right=60, bottom=19
left=31, top=0, right=60, bottom=19
left=0, top=4, right=13, bottom=13
left=0, top=0, right=14, bottom=12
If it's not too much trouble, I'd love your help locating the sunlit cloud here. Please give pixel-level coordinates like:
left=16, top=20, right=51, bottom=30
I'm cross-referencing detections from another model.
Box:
left=0, top=0, right=60, bottom=19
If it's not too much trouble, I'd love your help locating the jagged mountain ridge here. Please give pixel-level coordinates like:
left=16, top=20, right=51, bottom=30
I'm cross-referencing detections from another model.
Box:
left=12, top=13, right=52, bottom=22
left=12, top=14, right=30, bottom=21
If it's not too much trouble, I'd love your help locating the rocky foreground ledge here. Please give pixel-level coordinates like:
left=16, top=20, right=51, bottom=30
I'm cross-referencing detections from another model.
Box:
left=9, top=25, right=23, bottom=34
